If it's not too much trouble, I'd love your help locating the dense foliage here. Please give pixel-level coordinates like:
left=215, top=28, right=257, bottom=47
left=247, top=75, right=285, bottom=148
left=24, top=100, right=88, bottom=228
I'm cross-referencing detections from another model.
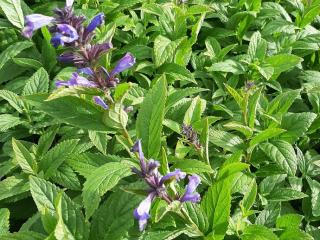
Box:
left=1, top=0, right=320, bottom=239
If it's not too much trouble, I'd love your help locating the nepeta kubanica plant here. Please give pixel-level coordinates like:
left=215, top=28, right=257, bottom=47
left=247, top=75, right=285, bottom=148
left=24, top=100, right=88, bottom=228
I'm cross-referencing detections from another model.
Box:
left=21, top=0, right=202, bottom=232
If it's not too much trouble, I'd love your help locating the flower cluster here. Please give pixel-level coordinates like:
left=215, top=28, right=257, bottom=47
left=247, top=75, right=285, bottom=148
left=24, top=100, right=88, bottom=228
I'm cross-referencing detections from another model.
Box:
left=22, top=0, right=135, bottom=108
left=181, top=123, right=201, bottom=149
left=131, top=140, right=201, bottom=231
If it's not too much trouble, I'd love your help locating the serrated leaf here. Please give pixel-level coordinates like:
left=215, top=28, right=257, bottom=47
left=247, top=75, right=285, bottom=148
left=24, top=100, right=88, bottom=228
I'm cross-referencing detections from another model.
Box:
left=265, top=54, right=303, bottom=76
left=154, top=35, right=184, bottom=67
left=306, top=177, right=320, bottom=217
left=260, top=140, right=297, bottom=176
left=136, top=76, right=167, bottom=159
left=88, top=131, right=110, bottom=155
left=209, top=129, right=244, bottom=152
left=0, top=208, right=10, bottom=234
left=276, top=214, right=303, bottom=230
left=207, top=59, right=246, bottom=74
left=0, top=90, right=26, bottom=113
left=90, top=190, right=143, bottom=240
left=0, top=114, right=23, bottom=132
left=82, top=162, right=133, bottom=219
left=268, top=188, right=308, bottom=201
left=22, top=68, right=49, bottom=95
left=25, top=95, right=107, bottom=131
left=0, top=41, right=33, bottom=69
left=0, top=176, right=29, bottom=201
left=249, top=128, right=286, bottom=148
left=0, top=0, right=24, bottom=28
left=172, top=159, right=213, bottom=174
left=201, top=177, right=232, bottom=239
left=29, top=176, right=89, bottom=239
left=40, top=139, right=79, bottom=178
left=12, top=138, right=37, bottom=174
left=280, top=112, right=317, bottom=143
left=241, top=225, right=278, bottom=240
left=0, top=231, right=46, bottom=240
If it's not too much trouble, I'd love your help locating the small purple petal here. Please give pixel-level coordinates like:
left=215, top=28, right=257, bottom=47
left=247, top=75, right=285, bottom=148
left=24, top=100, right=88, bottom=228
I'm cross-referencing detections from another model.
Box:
left=51, top=33, right=64, bottom=48
left=55, top=73, right=97, bottom=88
left=85, top=13, right=105, bottom=34
left=109, top=53, right=136, bottom=77
left=78, top=67, right=94, bottom=76
left=131, top=140, right=144, bottom=162
left=93, top=96, right=109, bottom=109
left=180, top=175, right=201, bottom=203
left=51, top=24, right=79, bottom=47
left=147, top=159, right=161, bottom=176
left=22, top=14, right=54, bottom=38
left=160, top=169, right=186, bottom=185
left=133, top=192, right=155, bottom=231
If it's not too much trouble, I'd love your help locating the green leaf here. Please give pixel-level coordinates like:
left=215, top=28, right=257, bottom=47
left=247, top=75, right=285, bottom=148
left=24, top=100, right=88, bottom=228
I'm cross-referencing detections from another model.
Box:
left=29, top=176, right=89, bottom=239
left=153, top=35, right=184, bottom=67
left=0, top=41, right=33, bottom=69
left=276, top=214, right=303, bottom=230
left=299, top=4, right=320, bottom=28
left=207, top=59, right=246, bottom=74
left=248, top=88, right=262, bottom=129
left=22, top=68, right=49, bottom=95
left=26, top=95, right=107, bottom=131
left=82, top=162, right=133, bottom=219
left=279, top=229, right=313, bottom=240
left=209, top=129, right=244, bottom=152
left=241, top=178, right=257, bottom=215
left=13, top=58, right=42, bottom=70
left=0, top=114, right=23, bottom=132
left=90, top=190, right=143, bottom=240
left=88, top=131, right=110, bottom=155
left=40, top=139, right=79, bottom=178
left=0, top=0, right=24, bottom=28
left=249, top=128, right=286, bottom=148
left=0, top=208, right=10, bottom=234
left=0, top=231, right=46, bottom=240
left=136, top=76, right=167, bottom=159
left=184, top=202, right=209, bottom=234
left=241, top=225, right=278, bottom=240
left=0, top=90, right=26, bottom=113
left=217, top=162, right=249, bottom=181
left=224, top=122, right=253, bottom=138
left=201, top=177, right=232, bottom=239
left=265, top=54, right=303, bottom=76
left=268, top=188, right=308, bottom=201
left=166, top=87, right=207, bottom=112
left=158, top=63, right=196, bottom=84
left=36, top=126, right=59, bottom=158
left=280, top=112, right=317, bottom=143
left=0, top=176, right=29, bottom=201
left=306, top=177, right=320, bottom=217
left=248, top=31, right=267, bottom=61
left=183, top=96, right=205, bottom=125
left=12, top=138, right=37, bottom=174
left=171, top=159, right=213, bottom=174
left=260, top=140, right=297, bottom=176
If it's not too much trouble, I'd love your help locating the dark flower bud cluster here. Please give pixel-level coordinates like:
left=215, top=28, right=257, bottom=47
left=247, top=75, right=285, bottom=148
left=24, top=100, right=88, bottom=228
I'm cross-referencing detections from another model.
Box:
left=22, top=0, right=135, bottom=109
left=181, top=123, right=201, bottom=149
left=131, top=140, right=201, bottom=231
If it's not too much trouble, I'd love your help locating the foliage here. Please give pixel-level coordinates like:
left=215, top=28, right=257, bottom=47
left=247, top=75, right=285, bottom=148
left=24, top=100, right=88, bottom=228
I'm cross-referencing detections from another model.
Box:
left=1, top=0, right=320, bottom=239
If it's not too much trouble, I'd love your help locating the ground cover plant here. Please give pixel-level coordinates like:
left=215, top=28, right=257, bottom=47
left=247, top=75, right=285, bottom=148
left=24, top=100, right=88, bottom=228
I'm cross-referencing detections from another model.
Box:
left=1, top=0, right=320, bottom=239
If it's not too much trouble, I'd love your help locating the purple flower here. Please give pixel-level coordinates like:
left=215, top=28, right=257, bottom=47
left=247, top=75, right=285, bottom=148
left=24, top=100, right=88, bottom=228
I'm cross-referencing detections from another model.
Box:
left=51, top=24, right=79, bottom=48
left=160, top=169, right=186, bottom=185
left=180, top=175, right=201, bottom=203
left=78, top=67, right=94, bottom=76
left=131, top=140, right=144, bottom=163
left=85, top=13, right=105, bottom=34
left=110, top=53, right=136, bottom=77
left=55, top=73, right=97, bottom=88
left=133, top=192, right=156, bottom=231
left=93, top=96, right=108, bottom=109
left=22, top=14, right=54, bottom=38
